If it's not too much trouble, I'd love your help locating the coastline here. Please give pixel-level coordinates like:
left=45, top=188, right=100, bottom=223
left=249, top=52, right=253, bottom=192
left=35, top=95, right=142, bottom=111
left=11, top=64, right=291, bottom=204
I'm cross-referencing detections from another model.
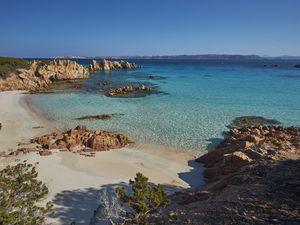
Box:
left=0, top=91, right=204, bottom=224
left=0, top=91, right=53, bottom=151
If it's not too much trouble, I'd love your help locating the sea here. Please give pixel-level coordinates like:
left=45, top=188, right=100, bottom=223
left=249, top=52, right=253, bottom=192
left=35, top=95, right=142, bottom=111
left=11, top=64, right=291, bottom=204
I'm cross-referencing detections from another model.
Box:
left=29, top=59, right=300, bottom=154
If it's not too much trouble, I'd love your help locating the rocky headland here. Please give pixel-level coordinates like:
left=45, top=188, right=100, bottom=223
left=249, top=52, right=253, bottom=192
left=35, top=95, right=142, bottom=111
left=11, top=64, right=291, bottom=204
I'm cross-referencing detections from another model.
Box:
left=88, top=59, right=141, bottom=72
left=3, top=125, right=130, bottom=157
left=156, top=125, right=300, bottom=224
left=0, top=60, right=89, bottom=92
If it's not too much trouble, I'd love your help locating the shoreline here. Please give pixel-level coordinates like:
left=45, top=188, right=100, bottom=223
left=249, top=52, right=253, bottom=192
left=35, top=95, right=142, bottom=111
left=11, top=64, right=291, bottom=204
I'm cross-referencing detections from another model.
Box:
left=0, top=91, right=53, bottom=151
left=0, top=90, right=204, bottom=224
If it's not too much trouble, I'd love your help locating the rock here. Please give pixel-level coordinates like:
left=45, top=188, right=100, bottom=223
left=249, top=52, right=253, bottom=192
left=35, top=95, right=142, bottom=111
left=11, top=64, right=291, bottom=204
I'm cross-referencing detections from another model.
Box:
left=87, top=133, right=128, bottom=151
left=294, top=64, right=300, bottom=68
left=89, top=59, right=141, bottom=72
left=224, top=151, right=252, bottom=167
left=228, top=116, right=281, bottom=128
left=197, top=125, right=300, bottom=182
left=0, top=60, right=90, bottom=91
left=39, top=150, right=52, bottom=156
left=107, top=85, right=134, bottom=96
left=7, top=147, right=37, bottom=157
left=76, top=114, right=112, bottom=120
left=102, top=80, right=110, bottom=86
left=139, top=84, right=145, bottom=90
left=155, top=126, right=300, bottom=225
left=106, top=84, right=154, bottom=97
left=42, top=142, right=57, bottom=150
left=28, top=125, right=131, bottom=156
left=56, top=140, right=67, bottom=149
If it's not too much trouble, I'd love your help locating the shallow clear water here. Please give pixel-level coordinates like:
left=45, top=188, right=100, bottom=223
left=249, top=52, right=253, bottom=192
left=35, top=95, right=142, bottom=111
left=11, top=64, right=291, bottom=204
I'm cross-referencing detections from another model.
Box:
left=29, top=59, right=300, bottom=154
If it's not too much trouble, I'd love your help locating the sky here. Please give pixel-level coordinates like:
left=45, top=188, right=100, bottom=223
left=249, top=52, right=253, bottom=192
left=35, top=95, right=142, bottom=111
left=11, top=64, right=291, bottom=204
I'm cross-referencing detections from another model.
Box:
left=0, top=0, right=300, bottom=57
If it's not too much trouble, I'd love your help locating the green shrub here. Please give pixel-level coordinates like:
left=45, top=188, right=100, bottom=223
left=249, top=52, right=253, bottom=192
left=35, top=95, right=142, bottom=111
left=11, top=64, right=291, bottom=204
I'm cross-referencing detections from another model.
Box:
left=0, top=162, right=52, bottom=224
left=0, top=57, right=32, bottom=78
left=116, top=172, right=169, bottom=225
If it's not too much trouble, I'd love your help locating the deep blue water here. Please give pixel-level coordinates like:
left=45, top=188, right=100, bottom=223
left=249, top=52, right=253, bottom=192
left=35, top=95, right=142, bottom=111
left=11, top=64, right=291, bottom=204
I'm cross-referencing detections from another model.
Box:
left=29, top=59, right=300, bottom=154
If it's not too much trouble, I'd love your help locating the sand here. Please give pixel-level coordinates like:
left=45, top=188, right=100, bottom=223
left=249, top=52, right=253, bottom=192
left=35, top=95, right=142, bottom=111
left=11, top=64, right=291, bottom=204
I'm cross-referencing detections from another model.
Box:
left=0, top=91, right=204, bottom=225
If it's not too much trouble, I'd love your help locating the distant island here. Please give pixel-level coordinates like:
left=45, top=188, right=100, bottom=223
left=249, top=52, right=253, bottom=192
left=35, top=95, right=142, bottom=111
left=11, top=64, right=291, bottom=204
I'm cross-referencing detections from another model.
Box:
left=51, top=54, right=300, bottom=60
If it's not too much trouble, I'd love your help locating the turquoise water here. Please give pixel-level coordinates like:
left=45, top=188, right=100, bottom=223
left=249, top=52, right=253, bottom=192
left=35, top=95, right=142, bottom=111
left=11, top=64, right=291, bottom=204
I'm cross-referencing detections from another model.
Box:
left=29, top=59, right=300, bottom=153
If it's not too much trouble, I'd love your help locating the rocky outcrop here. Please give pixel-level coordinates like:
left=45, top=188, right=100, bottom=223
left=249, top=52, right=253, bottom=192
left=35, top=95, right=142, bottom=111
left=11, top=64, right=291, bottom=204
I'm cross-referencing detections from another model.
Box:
left=88, top=59, right=141, bottom=72
left=0, top=60, right=89, bottom=91
left=3, top=125, right=130, bottom=157
left=106, top=84, right=154, bottom=97
left=156, top=126, right=300, bottom=225
left=197, top=126, right=300, bottom=181
left=295, top=64, right=300, bottom=68
left=107, top=85, right=134, bottom=96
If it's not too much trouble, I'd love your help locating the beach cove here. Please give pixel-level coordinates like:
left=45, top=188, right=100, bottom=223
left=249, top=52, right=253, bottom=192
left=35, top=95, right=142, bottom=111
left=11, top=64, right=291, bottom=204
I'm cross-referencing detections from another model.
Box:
left=0, top=91, right=203, bottom=224
left=0, top=58, right=300, bottom=224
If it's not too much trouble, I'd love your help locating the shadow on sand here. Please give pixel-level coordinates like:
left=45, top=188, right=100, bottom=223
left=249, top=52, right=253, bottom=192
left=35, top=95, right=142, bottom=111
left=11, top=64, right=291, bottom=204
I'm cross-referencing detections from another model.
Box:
left=50, top=162, right=204, bottom=224
left=50, top=181, right=190, bottom=225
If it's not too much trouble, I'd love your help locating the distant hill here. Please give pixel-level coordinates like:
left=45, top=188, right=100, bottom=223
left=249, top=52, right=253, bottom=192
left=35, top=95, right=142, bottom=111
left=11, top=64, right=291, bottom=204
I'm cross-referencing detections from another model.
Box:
left=267, top=56, right=300, bottom=60
left=40, top=54, right=300, bottom=61
left=94, top=54, right=263, bottom=60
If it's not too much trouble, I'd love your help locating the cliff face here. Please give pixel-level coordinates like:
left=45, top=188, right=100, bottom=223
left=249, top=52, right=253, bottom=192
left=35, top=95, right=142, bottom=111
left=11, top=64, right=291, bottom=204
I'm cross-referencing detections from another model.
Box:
left=0, top=60, right=89, bottom=91
left=158, top=126, right=300, bottom=225
left=88, top=59, right=140, bottom=72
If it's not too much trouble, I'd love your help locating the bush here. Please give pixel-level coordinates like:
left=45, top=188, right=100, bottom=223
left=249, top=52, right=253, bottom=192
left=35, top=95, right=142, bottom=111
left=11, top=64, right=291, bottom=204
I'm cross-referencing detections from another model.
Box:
left=0, top=162, right=52, bottom=224
left=0, top=57, right=32, bottom=78
left=116, top=172, right=169, bottom=225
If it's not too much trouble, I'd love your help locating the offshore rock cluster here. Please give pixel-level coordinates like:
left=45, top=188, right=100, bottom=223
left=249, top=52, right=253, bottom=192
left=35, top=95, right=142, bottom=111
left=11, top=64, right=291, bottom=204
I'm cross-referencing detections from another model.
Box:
left=88, top=59, right=141, bottom=71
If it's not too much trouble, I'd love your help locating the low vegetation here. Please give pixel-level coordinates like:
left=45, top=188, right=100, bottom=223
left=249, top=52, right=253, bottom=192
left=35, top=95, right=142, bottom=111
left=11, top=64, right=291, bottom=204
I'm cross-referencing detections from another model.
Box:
left=0, top=57, right=32, bottom=78
left=116, top=172, right=169, bottom=225
left=0, top=162, right=52, bottom=225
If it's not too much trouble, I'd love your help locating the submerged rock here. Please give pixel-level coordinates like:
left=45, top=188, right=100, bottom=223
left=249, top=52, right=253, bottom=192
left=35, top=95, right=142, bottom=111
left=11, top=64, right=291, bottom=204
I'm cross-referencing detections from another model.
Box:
left=148, top=75, right=165, bottom=80
left=76, top=114, right=113, bottom=120
left=295, top=64, right=300, bottom=68
left=228, top=116, right=281, bottom=128
left=102, top=80, right=110, bottom=86
left=88, top=59, right=141, bottom=72
left=263, top=64, right=278, bottom=67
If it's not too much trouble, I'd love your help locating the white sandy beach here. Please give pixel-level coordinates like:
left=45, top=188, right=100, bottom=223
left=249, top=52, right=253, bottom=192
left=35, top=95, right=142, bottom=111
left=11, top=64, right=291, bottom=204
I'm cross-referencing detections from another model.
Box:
left=0, top=91, right=203, bottom=225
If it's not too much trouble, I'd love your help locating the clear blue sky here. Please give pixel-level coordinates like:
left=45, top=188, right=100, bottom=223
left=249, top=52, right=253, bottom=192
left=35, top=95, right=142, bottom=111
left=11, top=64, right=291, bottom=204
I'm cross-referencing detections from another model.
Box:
left=1, top=0, right=299, bottom=57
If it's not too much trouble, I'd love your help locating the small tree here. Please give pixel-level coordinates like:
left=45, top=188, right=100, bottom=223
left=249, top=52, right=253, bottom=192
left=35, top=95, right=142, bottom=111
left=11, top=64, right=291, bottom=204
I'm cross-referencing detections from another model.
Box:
left=0, top=162, right=52, bottom=225
left=116, top=172, right=169, bottom=225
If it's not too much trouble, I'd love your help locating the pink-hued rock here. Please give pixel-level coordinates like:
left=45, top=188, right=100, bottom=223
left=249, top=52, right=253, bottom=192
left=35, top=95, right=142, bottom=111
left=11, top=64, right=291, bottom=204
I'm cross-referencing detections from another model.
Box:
left=196, top=125, right=300, bottom=182
left=3, top=125, right=130, bottom=158
left=39, top=150, right=52, bottom=156
left=158, top=126, right=300, bottom=225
